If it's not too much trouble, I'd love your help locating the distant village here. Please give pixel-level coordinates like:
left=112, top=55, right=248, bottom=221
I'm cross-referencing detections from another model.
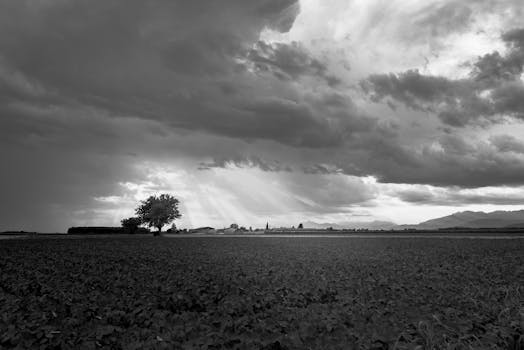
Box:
left=166, top=223, right=328, bottom=234
left=63, top=222, right=379, bottom=235
left=65, top=223, right=306, bottom=235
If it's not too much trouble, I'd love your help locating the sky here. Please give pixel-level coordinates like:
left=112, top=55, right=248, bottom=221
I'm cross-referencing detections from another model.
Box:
left=1, top=0, right=524, bottom=232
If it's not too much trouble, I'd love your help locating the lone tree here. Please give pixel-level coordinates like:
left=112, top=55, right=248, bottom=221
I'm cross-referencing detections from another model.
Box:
left=121, top=217, right=142, bottom=234
left=135, top=194, right=181, bottom=235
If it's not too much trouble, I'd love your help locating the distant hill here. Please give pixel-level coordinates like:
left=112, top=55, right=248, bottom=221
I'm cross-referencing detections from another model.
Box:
left=304, top=210, right=524, bottom=231
left=401, top=210, right=524, bottom=229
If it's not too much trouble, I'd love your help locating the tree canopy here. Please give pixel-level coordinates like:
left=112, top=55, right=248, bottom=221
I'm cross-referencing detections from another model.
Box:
left=121, top=217, right=142, bottom=234
left=135, top=194, right=181, bottom=235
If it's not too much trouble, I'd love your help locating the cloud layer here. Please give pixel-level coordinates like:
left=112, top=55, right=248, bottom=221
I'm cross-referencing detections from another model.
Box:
left=362, top=28, right=524, bottom=127
left=1, top=0, right=524, bottom=231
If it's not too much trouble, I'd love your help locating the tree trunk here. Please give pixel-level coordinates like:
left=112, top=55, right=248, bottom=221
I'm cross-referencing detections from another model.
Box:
left=153, top=226, right=161, bottom=236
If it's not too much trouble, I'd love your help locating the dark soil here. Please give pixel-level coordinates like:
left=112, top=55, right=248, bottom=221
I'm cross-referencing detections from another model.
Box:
left=1, top=237, right=522, bottom=349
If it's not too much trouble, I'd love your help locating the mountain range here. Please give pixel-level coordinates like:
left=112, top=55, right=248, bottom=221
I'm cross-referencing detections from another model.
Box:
left=304, top=210, right=524, bottom=230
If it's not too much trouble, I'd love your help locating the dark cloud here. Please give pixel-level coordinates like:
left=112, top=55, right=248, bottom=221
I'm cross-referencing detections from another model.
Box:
left=361, top=70, right=463, bottom=110
left=0, top=0, right=337, bottom=148
left=302, top=164, right=343, bottom=175
left=471, top=51, right=523, bottom=85
left=491, top=82, right=524, bottom=119
left=247, top=41, right=340, bottom=86
left=396, top=189, right=435, bottom=203
left=203, top=127, right=524, bottom=188
left=361, top=28, right=524, bottom=126
left=361, top=70, right=493, bottom=127
left=199, top=155, right=292, bottom=172
left=396, top=187, right=524, bottom=206
left=289, top=132, right=524, bottom=188
left=0, top=0, right=367, bottom=153
left=375, top=134, right=524, bottom=187
left=490, top=134, right=524, bottom=154
left=502, top=28, right=524, bottom=49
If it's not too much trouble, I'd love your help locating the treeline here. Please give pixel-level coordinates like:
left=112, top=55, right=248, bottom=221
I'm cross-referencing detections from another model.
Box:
left=67, top=227, right=150, bottom=235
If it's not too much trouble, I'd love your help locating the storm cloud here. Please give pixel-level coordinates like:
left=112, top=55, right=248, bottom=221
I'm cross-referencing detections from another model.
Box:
left=1, top=0, right=524, bottom=231
left=361, top=27, right=524, bottom=126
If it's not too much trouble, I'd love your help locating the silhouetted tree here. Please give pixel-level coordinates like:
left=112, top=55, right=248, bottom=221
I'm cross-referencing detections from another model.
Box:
left=230, top=223, right=239, bottom=229
left=266, top=222, right=269, bottom=230
left=135, top=194, right=181, bottom=236
left=298, top=223, right=303, bottom=229
left=121, top=217, right=142, bottom=234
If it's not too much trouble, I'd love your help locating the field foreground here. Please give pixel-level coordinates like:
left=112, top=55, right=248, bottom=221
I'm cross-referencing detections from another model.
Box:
left=0, top=237, right=523, bottom=349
